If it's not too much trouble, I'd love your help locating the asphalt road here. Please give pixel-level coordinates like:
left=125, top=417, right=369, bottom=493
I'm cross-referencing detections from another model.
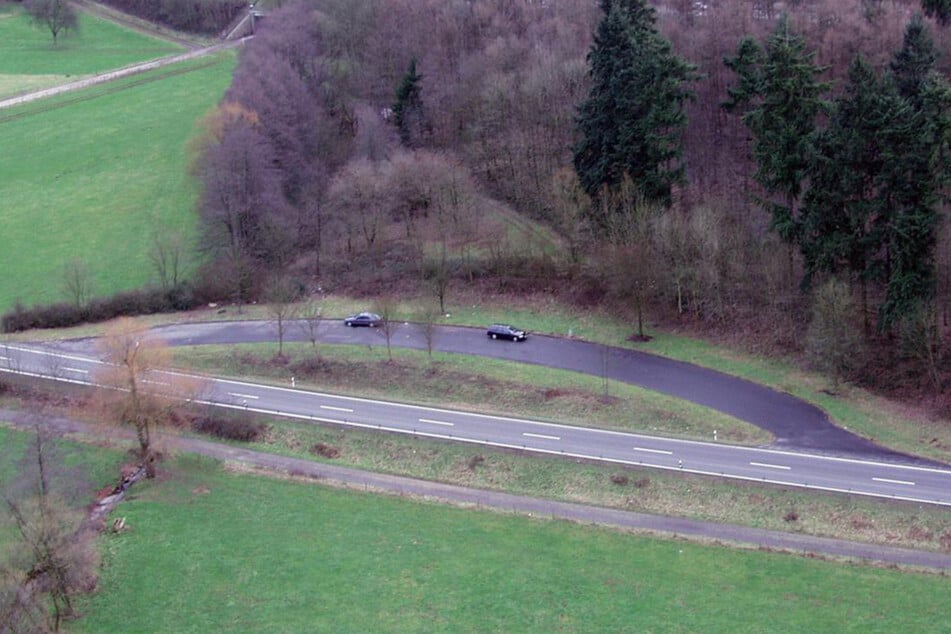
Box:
left=4, top=407, right=949, bottom=570
left=4, top=331, right=951, bottom=508
left=126, top=319, right=930, bottom=459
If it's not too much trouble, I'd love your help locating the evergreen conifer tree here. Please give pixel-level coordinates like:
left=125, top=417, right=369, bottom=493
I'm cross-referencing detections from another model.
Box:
left=878, top=16, right=951, bottom=329
left=574, top=0, right=697, bottom=228
left=393, top=58, right=425, bottom=147
left=723, top=15, right=830, bottom=243
left=798, top=56, right=904, bottom=331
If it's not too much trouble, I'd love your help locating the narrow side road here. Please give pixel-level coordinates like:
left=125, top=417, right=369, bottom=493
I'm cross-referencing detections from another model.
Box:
left=132, top=319, right=938, bottom=462
left=2, top=409, right=949, bottom=571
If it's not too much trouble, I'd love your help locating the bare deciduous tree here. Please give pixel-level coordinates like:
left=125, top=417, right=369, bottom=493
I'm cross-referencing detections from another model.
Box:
left=195, top=107, right=291, bottom=306
left=326, top=159, right=387, bottom=254
left=806, top=278, right=864, bottom=391
left=373, top=296, right=399, bottom=362
left=266, top=274, right=300, bottom=357
left=149, top=228, right=187, bottom=291
left=603, top=181, right=662, bottom=340
left=25, top=0, right=78, bottom=44
left=297, top=298, right=324, bottom=353
left=95, top=319, right=200, bottom=478
left=0, top=420, right=98, bottom=631
left=415, top=302, right=441, bottom=362
left=62, top=258, right=91, bottom=309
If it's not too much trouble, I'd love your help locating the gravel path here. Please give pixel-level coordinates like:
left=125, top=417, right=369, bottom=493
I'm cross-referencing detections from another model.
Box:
left=4, top=408, right=949, bottom=571
left=0, top=39, right=243, bottom=111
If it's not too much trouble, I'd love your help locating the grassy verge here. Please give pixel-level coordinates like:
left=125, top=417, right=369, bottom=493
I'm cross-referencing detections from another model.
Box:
left=0, top=51, right=236, bottom=313
left=0, top=6, right=183, bottom=98
left=72, top=454, right=950, bottom=632
left=158, top=407, right=951, bottom=555
left=174, top=343, right=770, bottom=445
left=3, top=376, right=948, bottom=553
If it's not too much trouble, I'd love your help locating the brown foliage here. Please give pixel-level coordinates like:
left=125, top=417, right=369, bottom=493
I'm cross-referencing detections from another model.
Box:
left=95, top=319, right=204, bottom=477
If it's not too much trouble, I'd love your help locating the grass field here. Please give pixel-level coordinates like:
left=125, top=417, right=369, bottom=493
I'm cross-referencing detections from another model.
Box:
left=0, top=51, right=235, bottom=314
left=71, top=454, right=950, bottom=633
left=0, top=6, right=183, bottom=98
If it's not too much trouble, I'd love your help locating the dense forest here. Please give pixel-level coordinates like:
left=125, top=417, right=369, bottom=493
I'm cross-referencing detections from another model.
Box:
left=98, top=0, right=245, bottom=34
left=189, top=0, right=951, bottom=411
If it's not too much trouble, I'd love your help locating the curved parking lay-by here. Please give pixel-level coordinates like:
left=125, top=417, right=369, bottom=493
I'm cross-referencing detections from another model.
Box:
left=98, top=319, right=937, bottom=464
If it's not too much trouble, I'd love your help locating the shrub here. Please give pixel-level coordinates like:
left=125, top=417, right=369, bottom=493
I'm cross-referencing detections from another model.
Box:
left=191, top=414, right=266, bottom=442
left=1, top=284, right=202, bottom=333
left=310, top=443, right=341, bottom=459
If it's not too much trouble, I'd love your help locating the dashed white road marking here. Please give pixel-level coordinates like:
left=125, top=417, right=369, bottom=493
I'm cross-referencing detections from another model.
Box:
left=634, top=446, right=673, bottom=455
left=64, top=367, right=88, bottom=374
left=320, top=405, right=353, bottom=413
left=873, top=477, right=915, bottom=486
left=749, top=461, right=791, bottom=470
left=419, top=418, right=454, bottom=427
left=142, top=379, right=171, bottom=387
left=228, top=392, right=259, bottom=400
left=523, top=432, right=560, bottom=441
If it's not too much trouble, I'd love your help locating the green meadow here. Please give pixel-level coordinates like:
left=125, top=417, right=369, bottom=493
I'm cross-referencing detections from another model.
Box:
left=0, top=5, right=183, bottom=98
left=72, top=454, right=950, bottom=633
left=0, top=51, right=235, bottom=313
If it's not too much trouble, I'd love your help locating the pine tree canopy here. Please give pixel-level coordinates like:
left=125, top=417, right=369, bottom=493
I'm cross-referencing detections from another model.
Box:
left=574, top=0, right=697, bottom=227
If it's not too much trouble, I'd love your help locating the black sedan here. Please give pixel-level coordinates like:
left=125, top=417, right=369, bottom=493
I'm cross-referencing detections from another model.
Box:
left=344, top=312, right=383, bottom=327
left=487, top=323, right=527, bottom=341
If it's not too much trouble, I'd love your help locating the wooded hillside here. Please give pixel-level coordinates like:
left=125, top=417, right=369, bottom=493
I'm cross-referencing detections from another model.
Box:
left=192, top=0, right=951, bottom=410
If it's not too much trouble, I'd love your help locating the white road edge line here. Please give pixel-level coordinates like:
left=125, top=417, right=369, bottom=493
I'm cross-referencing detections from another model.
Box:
left=749, top=461, right=791, bottom=470
left=194, top=372, right=951, bottom=476
left=320, top=405, right=353, bottom=413
left=523, top=432, right=560, bottom=441
left=634, top=447, right=673, bottom=455
left=228, top=392, right=259, bottom=400
left=872, top=477, right=915, bottom=486
left=419, top=418, right=454, bottom=427
left=109, top=396, right=951, bottom=508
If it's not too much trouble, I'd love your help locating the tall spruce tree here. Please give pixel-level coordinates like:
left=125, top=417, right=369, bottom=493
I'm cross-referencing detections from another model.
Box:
left=573, top=0, right=697, bottom=228
left=393, top=58, right=425, bottom=147
left=798, top=56, right=904, bottom=332
left=877, top=15, right=951, bottom=329
left=723, top=15, right=830, bottom=243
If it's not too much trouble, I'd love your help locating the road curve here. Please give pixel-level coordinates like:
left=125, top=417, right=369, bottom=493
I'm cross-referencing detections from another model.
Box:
left=111, top=319, right=938, bottom=464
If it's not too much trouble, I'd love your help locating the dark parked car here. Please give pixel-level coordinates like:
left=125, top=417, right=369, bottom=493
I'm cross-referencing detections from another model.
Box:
left=487, top=323, right=527, bottom=341
left=344, top=312, right=383, bottom=327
